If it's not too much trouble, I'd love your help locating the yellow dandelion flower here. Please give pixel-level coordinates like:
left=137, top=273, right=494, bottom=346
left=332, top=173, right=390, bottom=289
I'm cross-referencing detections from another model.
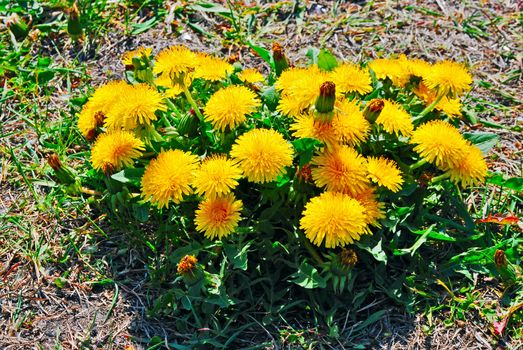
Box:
left=291, top=114, right=339, bottom=147
left=311, top=145, right=369, bottom=196
left=155, top=73, right=193, bottom=99
left=91, top=131, right=144, bottom=173
left=423, top=60, right=472, bottom=97
left=406, top=58, right=432, bottom=78
left=104, top=84, right=167, bottom=130
left=275, top=66, right=327, bottom=117
left=238, top=68, right=265, bottom=84
left=230, top=128, right=293, bottom=183
left=78, top=102, right=104, bottom=140
left=194, top=53, right=234, bottom=81
left=192, top=155, right=243, bottom=197
left=368, top=57, right=411, bottom=87
left=350, top=186, right=385, bottom=230
left=366, top=156, right=404, bottom=192
left=141, top=149, right=199, bottom=208
left=300, top=191, right=368, bottom=248
left=195, top=194, right=243, bottom=240
left=122, top=46, right=152, bottom=66
left=375, top=100, right=414, bottom=136
left=329, top=63, right=372, bottom=95
left=153, top=45, right=196, bottom=78
left=204, top=85, right=260, bottom=131
left=290, top=100, right=369, bottom=147
left=334, top=99, right=370, bottom=145
left=410, top=120, right=469, bottom=168
left=445, top=144, right=487, bottom=187
left=413, top=82, right=462, bottom=118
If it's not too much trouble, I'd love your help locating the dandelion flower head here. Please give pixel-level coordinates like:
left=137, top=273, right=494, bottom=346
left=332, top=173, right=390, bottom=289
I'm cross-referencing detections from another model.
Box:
left=445, top=144, right=487, bottom=187
left=153, top=45, right=197, bottom=78
left=366, top=156, right=404, bottom=192
left=91, top=131, right=144, bottom=173
left=194, top=52, right=234, bottom=81
left=328, top=63, right=372, bottom=95
left=423, top=60, right=472, bottom=97
left=375, top=100, right=414, bottom=137
left=300, top=191, right=368, bottom=248
left=230, top=128, right=293, bottom=183
left=122, top=46, right=152, bottom=66
left=238, top=68, right=265, bottom=84
left=192, top=155, right=243, bottom=198
left=141, top=149, right=199, bottom=208
left=195, top=194, right=243, bottom=240
left=204, top=85, right=261, bottom=131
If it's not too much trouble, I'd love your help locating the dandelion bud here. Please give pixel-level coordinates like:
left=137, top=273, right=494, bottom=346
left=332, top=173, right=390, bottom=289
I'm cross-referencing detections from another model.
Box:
left=494, top=249, right=507, bottom=269
left=6, top=14, right=30, bottom=42
left=340, top=248, right=358, bottom=268
left=177, top=255, right=202, bottom=285
left=296, top=164, right=313, bottom=183
left=47, top=154, right=76, bottom=185
left=272, top=42, right=289, bottom=76
left=314, top=81, right=336, bottom=122
left=177, top=113, right=199, bottom=136
left=67, top=2, right=83, bottom=41
left=363, top=98, right=384, bottom=123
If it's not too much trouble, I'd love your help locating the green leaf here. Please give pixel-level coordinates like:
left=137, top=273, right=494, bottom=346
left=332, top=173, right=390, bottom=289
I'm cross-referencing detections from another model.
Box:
left=486, top=173, right=523, bottom=191
left=305, top=47, right=320, bottom=65
left=290, top=261, right=326, bottom=289
left=224, top=242, right=250, bottom=270
left=462, top=132, right=499, bottom=154
left=356, top=237, right=388, bottom=263
left=409, top=228, right=457, bottom=242
left=292, top=138, right=322, bottom=166
left=393, top=225, right=435, bottom=256
left=111, top=168, right=145, bottom=186
left=130, top=17, right=159, bottom=35
left=132, top=203, right=149, bottom=223
left=317, top=48, right=338, bottom=71
left=247, top=42, right=274, bottom=69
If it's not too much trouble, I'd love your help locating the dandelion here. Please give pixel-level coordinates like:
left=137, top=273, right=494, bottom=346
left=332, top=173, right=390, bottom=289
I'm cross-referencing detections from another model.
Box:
left=366, top=157, right=403, bottom=192
left=177, top=255, right=198, bottom=275
left=300, top=191, right=368, bottom=248
left=91, top=131, right=144, bottom=173
left=78, top=102, right=105, bottom=140
left=195, top=194, right=243, bottom=240
left=311, top=145, right=369, bottom=196
left=334, top=99, right=370, bottom=146
left=423, top=60, right=472, bottom=97
left=230, top=128, right=293, bottom=183
left=350, top=186, right=385, bottom=230
left=141, top=149, right=199, bottom=208
left=153, top=45, right=196, bottom=79
left=413, top=82, right=462, bottom=118
left=340, top=248, right=358, bottom=267
left=290, top=100, right=369, bottom=147
left=410, top=120, right=469, bottom=168
left=104, top=84, right=167, bottom=130
left=368, top=57, right=411, bottom=87
left=156, top=73, right=192, bottom=99
left=445, top=144, right=487, bottom=187
left=204, top=85, right=260, bottom=131
left=275, top=66, right=327, bottom=117
left=192, top=155, right=243, bottom=197
left=406, top=58, right=432, bottom=78
left=238, top=68, right=265, bottom=84
left=375, top=100, right=414, bottom=137
left=329, top=63, right=372, bottom=95
left=194, top=53, right=234, bottom=81
left=122, top=46, right=152, bottom=66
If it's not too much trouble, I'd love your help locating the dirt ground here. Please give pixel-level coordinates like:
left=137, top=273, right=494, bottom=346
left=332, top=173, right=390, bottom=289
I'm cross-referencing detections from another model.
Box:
left=1, top=0, right=522, bottom=349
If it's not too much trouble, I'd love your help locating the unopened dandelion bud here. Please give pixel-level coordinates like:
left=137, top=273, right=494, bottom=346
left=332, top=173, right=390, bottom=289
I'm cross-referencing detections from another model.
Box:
left=6, top=14, right=30, bottom=42
left=48, top=154, right=76, bottom=185
left=177, top=255, right=202, bottom=285
left=314, top=81, right=336, bottom=122
left=296, top=164, right=313, bottom=183
left=340, top=248, right=358, bottom=268
left=272, top=42, right=289, bottom=76
left=364, top=98, right=384, bottom=123
left=67, top=2, right=83, bottom=41
left=494, top=249, right=516, bottom=284
left=177, top=113, right=199, bottom=136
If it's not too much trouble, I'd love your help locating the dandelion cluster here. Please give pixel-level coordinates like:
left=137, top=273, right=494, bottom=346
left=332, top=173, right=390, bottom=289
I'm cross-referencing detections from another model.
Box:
left=76, top=44, right=488, bottom=254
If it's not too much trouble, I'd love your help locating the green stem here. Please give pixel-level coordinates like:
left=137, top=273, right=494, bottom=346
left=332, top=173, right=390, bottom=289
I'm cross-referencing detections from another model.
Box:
left=409, top=159, right=428, bottom=171
left=303, top=237, right=324, bottom=265
left=430, top=172, right=451, bottom=184
left=413, top=93, right=445, bottom=122
left=182, top=84, right=205, bottom=122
